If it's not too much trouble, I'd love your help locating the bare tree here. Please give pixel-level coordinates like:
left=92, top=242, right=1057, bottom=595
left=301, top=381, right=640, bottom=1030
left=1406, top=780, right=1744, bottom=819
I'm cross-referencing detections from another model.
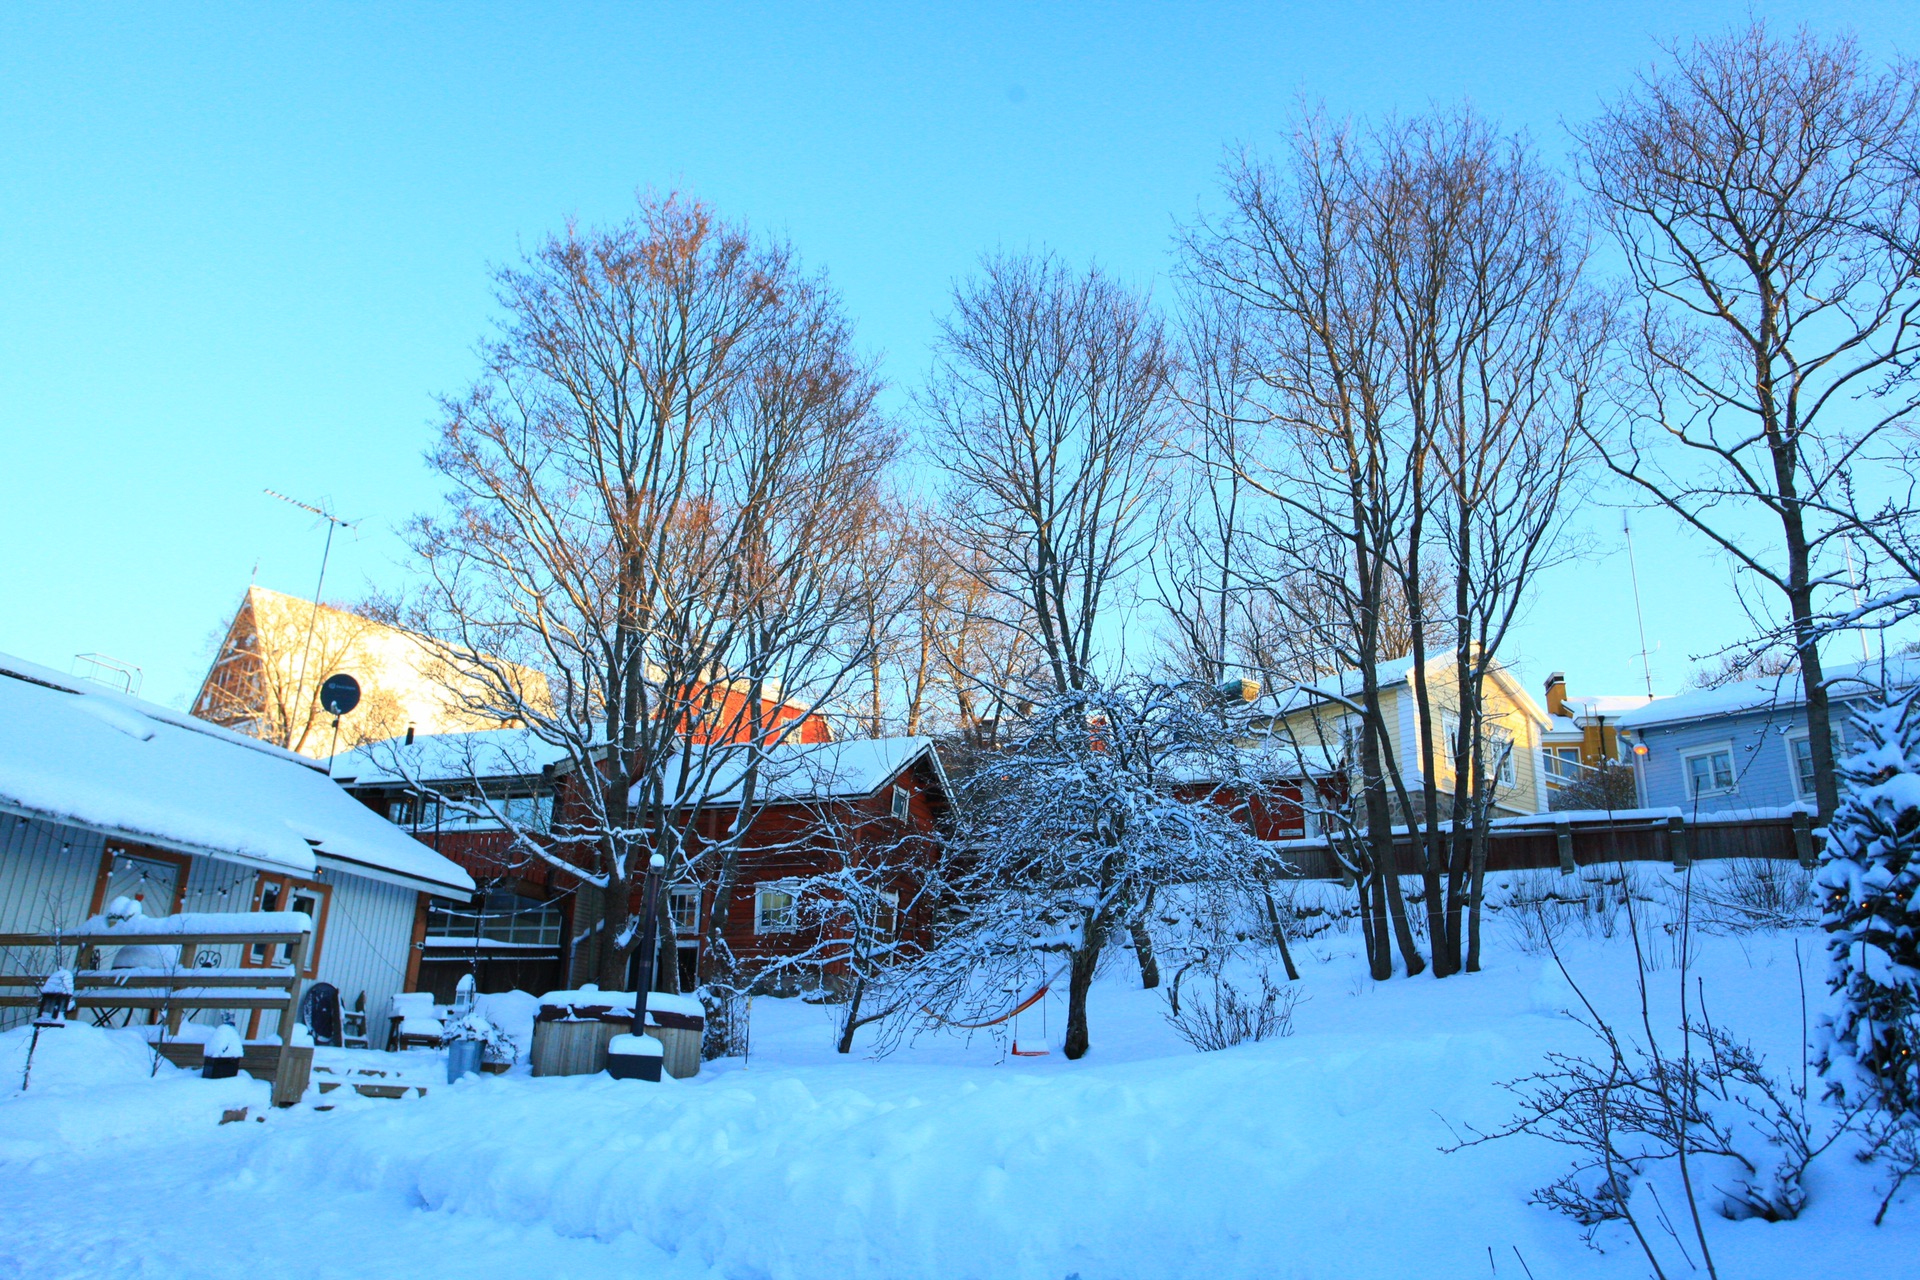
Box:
left=922, top=251, right=1175, bottom=697
left=1180, top=113, right=1430, bottom=979
left=1578, top=22, right=1920, bottom=818
left=917, top=251, right=1177, bottom=1040
left=405, top=195, right=896, bottom=1001
left=1182, top=108, right=1600, bottom=979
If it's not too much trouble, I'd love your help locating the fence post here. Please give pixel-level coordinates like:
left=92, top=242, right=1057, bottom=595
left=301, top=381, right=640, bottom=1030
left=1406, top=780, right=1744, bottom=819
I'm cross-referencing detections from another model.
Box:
left=1791, top=811, right=1817, bottom=869
left=1556, top=823, right=1576, bottom=875
left=1667, top=815, right=1689, bottom=871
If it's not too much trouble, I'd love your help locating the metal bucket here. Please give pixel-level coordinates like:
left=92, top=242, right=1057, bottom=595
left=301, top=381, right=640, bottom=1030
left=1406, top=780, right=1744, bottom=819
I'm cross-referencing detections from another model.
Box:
left=446, top=1039, right=484, bottom=1083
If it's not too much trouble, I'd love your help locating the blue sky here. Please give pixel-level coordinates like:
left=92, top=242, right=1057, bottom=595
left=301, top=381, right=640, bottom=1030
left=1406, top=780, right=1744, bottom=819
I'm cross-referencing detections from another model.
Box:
left=2, top=2, right=1914, bottom=709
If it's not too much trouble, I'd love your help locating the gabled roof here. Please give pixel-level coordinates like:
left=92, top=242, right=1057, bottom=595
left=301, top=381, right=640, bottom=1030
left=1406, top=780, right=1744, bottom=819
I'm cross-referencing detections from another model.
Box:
left=0, top=650, right=473, bottom=897
left=1616, top=655, right=1920, bottom=732
left=329, top=728, right=573, bottom=788
left=644, top=737, right=949, bottom=809
left=1261, top=653, right=1552, bottom=728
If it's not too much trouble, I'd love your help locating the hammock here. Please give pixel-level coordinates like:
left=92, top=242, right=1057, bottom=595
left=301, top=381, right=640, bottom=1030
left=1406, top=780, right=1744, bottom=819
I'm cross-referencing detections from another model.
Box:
left=925, top=963, right=1069, bottom=1030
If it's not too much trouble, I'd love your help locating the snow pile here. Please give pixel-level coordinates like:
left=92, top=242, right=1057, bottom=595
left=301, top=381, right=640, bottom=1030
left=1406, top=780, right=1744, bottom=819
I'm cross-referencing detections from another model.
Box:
left=0, top=1023, right=265, bottom=1164
left=475, top=990, right=539, bottom=1060
left=0, top=868, right=1914, bottom=1278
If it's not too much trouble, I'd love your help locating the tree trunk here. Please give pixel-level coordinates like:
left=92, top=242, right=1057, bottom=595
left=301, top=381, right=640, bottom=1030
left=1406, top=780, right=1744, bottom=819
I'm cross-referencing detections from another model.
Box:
left=1063, top=915, right=1106, bottom=1060
left=1129, top=920, right=1160, bottom=989
left=836, top=971, right=866, bottom=1054
left=1261, top=889, right=1301, bottom=982
left=1464, top=820, right=1491, bottom=972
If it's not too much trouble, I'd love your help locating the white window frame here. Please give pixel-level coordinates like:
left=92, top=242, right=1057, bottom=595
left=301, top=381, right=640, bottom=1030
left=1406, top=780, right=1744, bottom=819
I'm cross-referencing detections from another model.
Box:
left=1489, top=726, right=1517, bottom=787
left=1682, top=743, right=1738, bottom=799
left=890, top=784, right=911, bottom=822
left=1786, top=729, right=1845, bottom=801
left=754, top=880, right=800, bottom=934
left=875, top=890, right=900, bottom=942
left=1545, top=746, right=1582, bottom=783
left=668, top=883, right=701, bottom=935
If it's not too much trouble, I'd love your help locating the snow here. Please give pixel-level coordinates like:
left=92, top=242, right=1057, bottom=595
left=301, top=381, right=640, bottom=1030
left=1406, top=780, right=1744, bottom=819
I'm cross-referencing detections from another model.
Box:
left=607, top=1033, right=663, bottom=1057
left=646, top=992, right=705, bottom=1021
left=537, top=986, right=637, bottom=1016
left=328, top=726, right=573, bottom=787
left=649, top=736, right=946, bottom=807
left=0, top=649, right=474, bottom=896
left=1, top=866, right=1914, bottom=1279
left=1617, top=653, right=1920, bottom=730
left=66, top=909, right=314, bottom=939
left=204, top=1023, right=243, bottom=1059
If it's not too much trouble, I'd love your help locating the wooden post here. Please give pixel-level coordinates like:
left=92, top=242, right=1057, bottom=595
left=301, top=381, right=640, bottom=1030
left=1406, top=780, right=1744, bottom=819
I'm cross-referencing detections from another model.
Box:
left=1667, top=815, right=1690, bottom=870
left=1792, top=811, right=1817, bottom=869
left=270, top=930, right=309, bottom=1107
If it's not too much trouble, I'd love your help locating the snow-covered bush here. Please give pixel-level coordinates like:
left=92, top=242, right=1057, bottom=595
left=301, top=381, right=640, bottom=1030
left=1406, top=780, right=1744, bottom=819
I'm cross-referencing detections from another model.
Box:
left=1164, top=968, right=1299, bottom=1052
left=1694, top=858, right=1817, bottom=933
left=1816, top=691, right=1920, bottom=1117
left=901, top=678, right=1279, bottom=1060
left=442, top=1012, right=516, bottom=1063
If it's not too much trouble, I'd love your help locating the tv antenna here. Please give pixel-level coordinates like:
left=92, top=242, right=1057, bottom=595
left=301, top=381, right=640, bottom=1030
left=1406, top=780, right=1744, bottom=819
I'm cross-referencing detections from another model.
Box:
left=1623, top=512, right=1655, bottom=699
left=266, top=489, right=361, bottom=725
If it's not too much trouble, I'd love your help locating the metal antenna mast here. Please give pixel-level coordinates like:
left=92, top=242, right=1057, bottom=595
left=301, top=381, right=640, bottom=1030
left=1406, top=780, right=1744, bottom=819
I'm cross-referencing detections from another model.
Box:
left=266, top=490, right=359, bottom=739
left=1623, top=513, right=1655, bottom=699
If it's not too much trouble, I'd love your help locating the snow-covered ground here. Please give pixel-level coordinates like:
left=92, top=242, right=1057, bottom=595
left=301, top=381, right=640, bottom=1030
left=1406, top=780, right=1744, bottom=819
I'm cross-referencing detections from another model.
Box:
left=1, top=867, right=1911, bottom=1279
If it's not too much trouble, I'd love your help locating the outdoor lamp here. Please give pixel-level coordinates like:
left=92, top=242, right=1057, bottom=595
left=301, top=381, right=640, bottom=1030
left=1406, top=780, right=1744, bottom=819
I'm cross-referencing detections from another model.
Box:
left=34, top=972, right=72, bottom=1028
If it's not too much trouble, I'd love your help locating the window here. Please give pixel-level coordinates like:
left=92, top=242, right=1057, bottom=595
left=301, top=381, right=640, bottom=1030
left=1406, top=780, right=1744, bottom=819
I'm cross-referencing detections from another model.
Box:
left=875, top=890, right=899, bottom=942
left=412, top=791, right=550, bottom=832
left=1788, top=731, right=1844, bottom=800
left=1440, top=714, right=1516, bottom=786
left=1684, top=746, right=1737, bottom=798
left=1545, top=747, right=1582, bottom=782
left=425, top=890, right=563, bottom=948
left=247, top=875, right=330, bottom=975
left=891, top=785, right=911, bottom=822
left=755, top=881, right=799, bottom=933
left=91, top=846, right=188, bottom=920
left=668, top=884, right=701, bottom=935
left=1489, top=728, right=1517, bottom=787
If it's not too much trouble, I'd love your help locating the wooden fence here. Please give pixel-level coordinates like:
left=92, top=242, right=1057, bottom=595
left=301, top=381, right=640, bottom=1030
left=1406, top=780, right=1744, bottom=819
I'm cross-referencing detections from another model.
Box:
left=1273, top=810, right=1815, bottom=881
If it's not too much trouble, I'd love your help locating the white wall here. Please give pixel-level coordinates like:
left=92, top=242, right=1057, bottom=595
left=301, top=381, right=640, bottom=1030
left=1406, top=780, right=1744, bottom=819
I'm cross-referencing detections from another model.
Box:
left=0, top=815, right=421, bottom=1039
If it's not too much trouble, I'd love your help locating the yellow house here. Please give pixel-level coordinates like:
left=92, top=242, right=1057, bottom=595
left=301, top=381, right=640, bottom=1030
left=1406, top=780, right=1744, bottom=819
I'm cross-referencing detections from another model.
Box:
left=1250, top=653, right=1553, bottom=817
left=192, top=586, right=548, bottom=759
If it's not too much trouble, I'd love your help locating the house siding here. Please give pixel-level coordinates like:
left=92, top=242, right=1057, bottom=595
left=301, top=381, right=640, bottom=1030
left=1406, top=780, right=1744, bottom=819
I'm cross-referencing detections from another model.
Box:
left=1, top=816, right=423, bottom=1038
left=1631, top=701, right=1856, bottom=813
left=0, top=816, right=106, bottom=1030
left=1277, top=664, right=1548, bottom=817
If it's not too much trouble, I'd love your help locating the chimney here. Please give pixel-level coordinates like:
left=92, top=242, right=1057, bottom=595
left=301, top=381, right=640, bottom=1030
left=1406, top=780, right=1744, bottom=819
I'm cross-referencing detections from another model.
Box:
left=1543, top=672, right=1567, bottom=718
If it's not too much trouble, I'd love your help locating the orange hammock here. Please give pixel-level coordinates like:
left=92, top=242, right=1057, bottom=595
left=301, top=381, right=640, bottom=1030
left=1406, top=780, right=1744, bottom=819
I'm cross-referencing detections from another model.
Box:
left=925, top=964, right=1069, bottom=1031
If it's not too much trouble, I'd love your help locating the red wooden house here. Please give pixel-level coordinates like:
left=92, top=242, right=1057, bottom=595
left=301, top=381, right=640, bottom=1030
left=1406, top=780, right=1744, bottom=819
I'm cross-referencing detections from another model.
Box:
left=330, top=700, right=948, bottom=1001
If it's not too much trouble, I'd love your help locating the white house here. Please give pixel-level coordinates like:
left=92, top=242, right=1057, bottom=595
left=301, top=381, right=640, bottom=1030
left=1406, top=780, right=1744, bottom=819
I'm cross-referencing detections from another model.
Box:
left=0, top=649, right=474, bottom=1035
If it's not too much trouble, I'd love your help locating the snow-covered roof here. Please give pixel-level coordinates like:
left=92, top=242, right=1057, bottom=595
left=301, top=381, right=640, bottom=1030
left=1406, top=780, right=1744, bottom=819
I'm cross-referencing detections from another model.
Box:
left=0, top=650, right=473, bottom=897
left=646, top=737, right=948, bottom=809
left=1259, top=653, right=1550, bottom=728
left=328, top=727, right=573, bottom=788
left=1616, top=655, right=1920, bottom=732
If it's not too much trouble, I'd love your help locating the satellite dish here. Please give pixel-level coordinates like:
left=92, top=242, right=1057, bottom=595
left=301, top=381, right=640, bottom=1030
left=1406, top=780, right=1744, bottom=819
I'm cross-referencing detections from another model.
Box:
left=319, top=673, right=361, bottom=717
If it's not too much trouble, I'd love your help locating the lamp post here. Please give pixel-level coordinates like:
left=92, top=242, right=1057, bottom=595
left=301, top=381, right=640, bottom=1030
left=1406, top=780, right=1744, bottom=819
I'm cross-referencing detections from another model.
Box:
left=631, top=853, right=666, bottom=1013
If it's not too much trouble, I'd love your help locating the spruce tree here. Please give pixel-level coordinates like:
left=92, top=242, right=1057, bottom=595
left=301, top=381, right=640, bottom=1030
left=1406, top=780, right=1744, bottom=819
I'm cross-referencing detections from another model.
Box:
left=1817, top=690, right=1920, bottom=1114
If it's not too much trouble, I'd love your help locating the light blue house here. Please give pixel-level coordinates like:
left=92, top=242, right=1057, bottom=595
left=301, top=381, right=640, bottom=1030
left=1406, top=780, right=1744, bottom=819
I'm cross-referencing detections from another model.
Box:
left=1616, top=655, right=1918, bottom=815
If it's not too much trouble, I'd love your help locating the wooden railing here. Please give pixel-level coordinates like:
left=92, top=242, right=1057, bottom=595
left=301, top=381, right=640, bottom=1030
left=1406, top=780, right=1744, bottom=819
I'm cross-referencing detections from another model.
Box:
left=0, top=916, right=313, bottom=1106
